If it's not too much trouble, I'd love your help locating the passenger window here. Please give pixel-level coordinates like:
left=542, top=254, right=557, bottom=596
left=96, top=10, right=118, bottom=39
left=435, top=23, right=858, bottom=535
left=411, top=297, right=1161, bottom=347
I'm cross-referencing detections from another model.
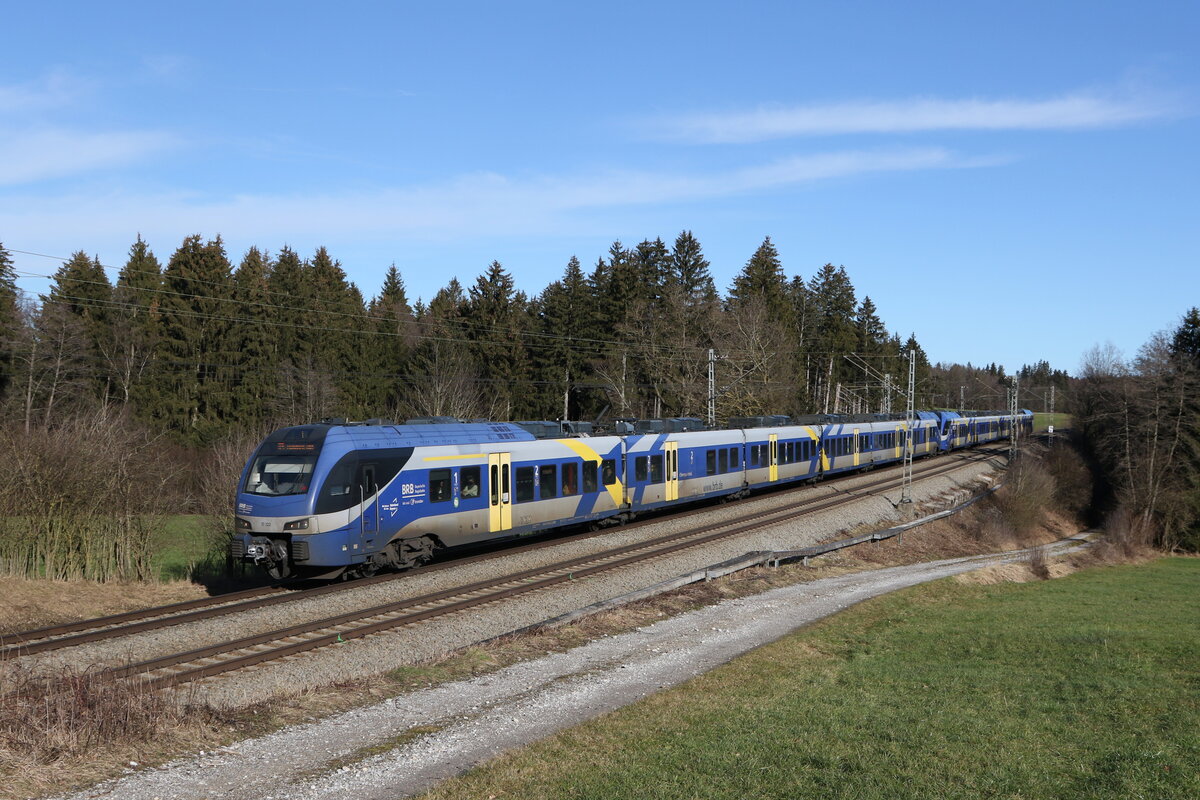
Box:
left=515, top=466, right=535, bottom=502
left=460, top=466, right=481, bottom=499
left=635, top=456, right=648, bottom=482
left=539, top=464, right=557, bottom=499
left=649, top=454, right=664, bottom=483
left=729, top=448, right=739, bottom=470
left=718, top=448, right=728, bottom=473
left=602, top=459, right=617, bottom=485
left=562, top=462, right=578, bottom=496
left=583, top=462, right=598, bottom=493
left=706, top=450, right=717, bottom=476
left=430, top=469, right=451, bottom=503
left=490, top=464, right=499, bottom=504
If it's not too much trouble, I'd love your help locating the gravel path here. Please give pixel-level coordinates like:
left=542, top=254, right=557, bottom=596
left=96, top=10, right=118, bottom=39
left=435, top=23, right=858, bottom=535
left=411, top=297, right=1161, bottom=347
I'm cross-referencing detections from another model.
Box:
left=46, top=538, right=1085, bottom=800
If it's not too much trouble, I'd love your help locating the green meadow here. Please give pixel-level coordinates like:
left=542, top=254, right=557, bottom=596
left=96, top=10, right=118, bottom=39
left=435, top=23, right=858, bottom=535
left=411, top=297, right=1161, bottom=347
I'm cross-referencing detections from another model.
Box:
left=424, top=558, right=1200, bottom=800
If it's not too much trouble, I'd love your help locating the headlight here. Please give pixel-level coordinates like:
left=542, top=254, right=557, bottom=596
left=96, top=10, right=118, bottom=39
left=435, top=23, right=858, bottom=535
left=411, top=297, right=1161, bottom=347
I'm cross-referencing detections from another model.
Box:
left=235, top=517, right=252, bottom=530
left=283, top=518, right=310, bottom=531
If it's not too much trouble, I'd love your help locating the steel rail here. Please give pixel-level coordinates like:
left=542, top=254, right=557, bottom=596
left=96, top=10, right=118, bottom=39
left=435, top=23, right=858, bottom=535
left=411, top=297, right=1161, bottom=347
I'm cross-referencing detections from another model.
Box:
left=2, top=445, right=1001, bottom=662
left=126, top=450, right=999, bottom=690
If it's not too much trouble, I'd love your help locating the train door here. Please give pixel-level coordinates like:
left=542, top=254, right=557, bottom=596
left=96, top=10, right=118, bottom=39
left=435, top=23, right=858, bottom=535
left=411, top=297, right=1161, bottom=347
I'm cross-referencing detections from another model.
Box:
left=852, top=428, right=860, bottom=468
left=664, top=442, right=679, bottom=501
left=349, top=461, right=378, bottom=553
left=487, top=453, right=513, bottom=533
left=768, top=434, right=779, bottom=482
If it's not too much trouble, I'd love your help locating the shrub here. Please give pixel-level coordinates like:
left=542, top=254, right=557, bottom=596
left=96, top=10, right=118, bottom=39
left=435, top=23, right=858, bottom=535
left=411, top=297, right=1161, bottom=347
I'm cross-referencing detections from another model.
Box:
left=993, top=450, right=1056, bottom=535
left=0, top=412, right=183, bottom=581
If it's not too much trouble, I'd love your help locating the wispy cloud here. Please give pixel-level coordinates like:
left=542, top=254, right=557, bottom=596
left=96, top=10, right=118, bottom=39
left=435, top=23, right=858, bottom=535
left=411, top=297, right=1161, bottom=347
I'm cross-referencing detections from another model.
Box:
left=0, top=70, right=83, bottom=113
left=0, top=128, right=180, bottom=185
left=649, top=90, right=1180, bottom=143
left=1, top=147, right=977, bottom=242
left=0, top=70, right=181, bottom=184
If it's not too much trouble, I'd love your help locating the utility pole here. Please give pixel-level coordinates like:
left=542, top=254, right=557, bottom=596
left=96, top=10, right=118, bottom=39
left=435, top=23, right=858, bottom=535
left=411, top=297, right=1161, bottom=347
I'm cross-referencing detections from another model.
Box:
left=900, top=349, right=916, bottom=506
left=707, top=348, right=716, bottom=429
left=882, top=374, right=892, bottom=414
left=1048, top=385, right=1055, bottom=447
left=959, top=385, right=965, bottom=413
left=1009, top=376, right=1019, bottom=463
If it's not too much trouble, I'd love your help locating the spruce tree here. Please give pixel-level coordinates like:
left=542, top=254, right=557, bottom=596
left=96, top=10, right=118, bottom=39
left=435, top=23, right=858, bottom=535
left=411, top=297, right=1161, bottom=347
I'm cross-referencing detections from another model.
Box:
left=806, top=263, right=858, bottom=412
left=716, top=238, right=795, bottom=417
left=902, top=332, right=932, bottom=407
left=45, top=251, right=111, bottom=336
left=854, top=296, right=888, bottom=411
left=536, top=256, right=596, bottom=419
left=267, top=245, right=310, bottom=365
left=466, top=261, right=534, bottom=420
left=668, top=230, right=718, bottom=312
left=44, top=251, right=112, bottom=402
left=633, top=237, right=670, bottom=306
left=728, top=236, right=790, bottom=319
left=231, top=247, right=275, bottom=425
left=367, top=263, right=416, bottom=414
left=1171, top=307, right=1200, bottom=369
left=110, top=236, right=163, bottom=408
left=308, top=246, right=362, bottom=411
left=0, top=241, right=19, bottom=399
left=154, top=235, right=236, bottom=442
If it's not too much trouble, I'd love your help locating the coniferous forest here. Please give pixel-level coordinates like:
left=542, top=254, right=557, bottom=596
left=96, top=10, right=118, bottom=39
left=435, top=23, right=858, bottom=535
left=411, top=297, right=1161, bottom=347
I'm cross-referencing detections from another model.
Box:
left=3, top=232, right=1193, bottom=581
left=0, top=232, right=1071, bottom=440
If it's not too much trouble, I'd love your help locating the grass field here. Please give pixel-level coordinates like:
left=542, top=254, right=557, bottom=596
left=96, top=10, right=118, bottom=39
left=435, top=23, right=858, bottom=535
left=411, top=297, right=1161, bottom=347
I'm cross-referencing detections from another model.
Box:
left=422, top=558, right=1200, bottom=800
left=1033, top=411, right=1072, bottom=433
left=151, top=515, right=225, bottom=580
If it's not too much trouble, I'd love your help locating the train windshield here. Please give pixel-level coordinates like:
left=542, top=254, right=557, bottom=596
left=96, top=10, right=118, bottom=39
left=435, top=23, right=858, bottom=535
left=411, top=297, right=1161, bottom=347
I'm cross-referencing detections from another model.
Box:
left=243, top=454, right=318, bottom=496
left=242, top=425, right=330, bottom=497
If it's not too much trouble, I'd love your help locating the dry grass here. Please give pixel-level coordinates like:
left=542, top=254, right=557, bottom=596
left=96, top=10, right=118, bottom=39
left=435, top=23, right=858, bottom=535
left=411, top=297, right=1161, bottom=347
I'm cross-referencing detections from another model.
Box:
left=0, top=576, right=208, bottom=636
left=0, top=663, right=231, bottom=800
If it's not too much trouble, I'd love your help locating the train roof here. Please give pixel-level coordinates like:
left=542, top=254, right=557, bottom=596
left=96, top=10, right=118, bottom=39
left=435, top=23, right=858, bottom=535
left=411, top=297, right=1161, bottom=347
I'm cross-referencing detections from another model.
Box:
left=285, top=421, right=537, bottom=447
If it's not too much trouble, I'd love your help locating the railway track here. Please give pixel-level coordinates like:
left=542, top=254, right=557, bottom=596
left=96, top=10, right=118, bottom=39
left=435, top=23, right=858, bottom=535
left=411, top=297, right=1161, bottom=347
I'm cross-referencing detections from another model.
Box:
left=3, top=446, right=1003, bottom=689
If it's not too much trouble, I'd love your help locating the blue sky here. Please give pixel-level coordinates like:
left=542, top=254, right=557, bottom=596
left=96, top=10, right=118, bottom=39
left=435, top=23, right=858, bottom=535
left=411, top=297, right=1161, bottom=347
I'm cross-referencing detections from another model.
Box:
left=2, top=1, right=1196, bottom=379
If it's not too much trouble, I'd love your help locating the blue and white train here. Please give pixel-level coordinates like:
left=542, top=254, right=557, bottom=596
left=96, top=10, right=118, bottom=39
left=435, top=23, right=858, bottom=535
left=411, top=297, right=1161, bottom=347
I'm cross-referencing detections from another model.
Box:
left=232, top=409, right=1034, bottom=579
